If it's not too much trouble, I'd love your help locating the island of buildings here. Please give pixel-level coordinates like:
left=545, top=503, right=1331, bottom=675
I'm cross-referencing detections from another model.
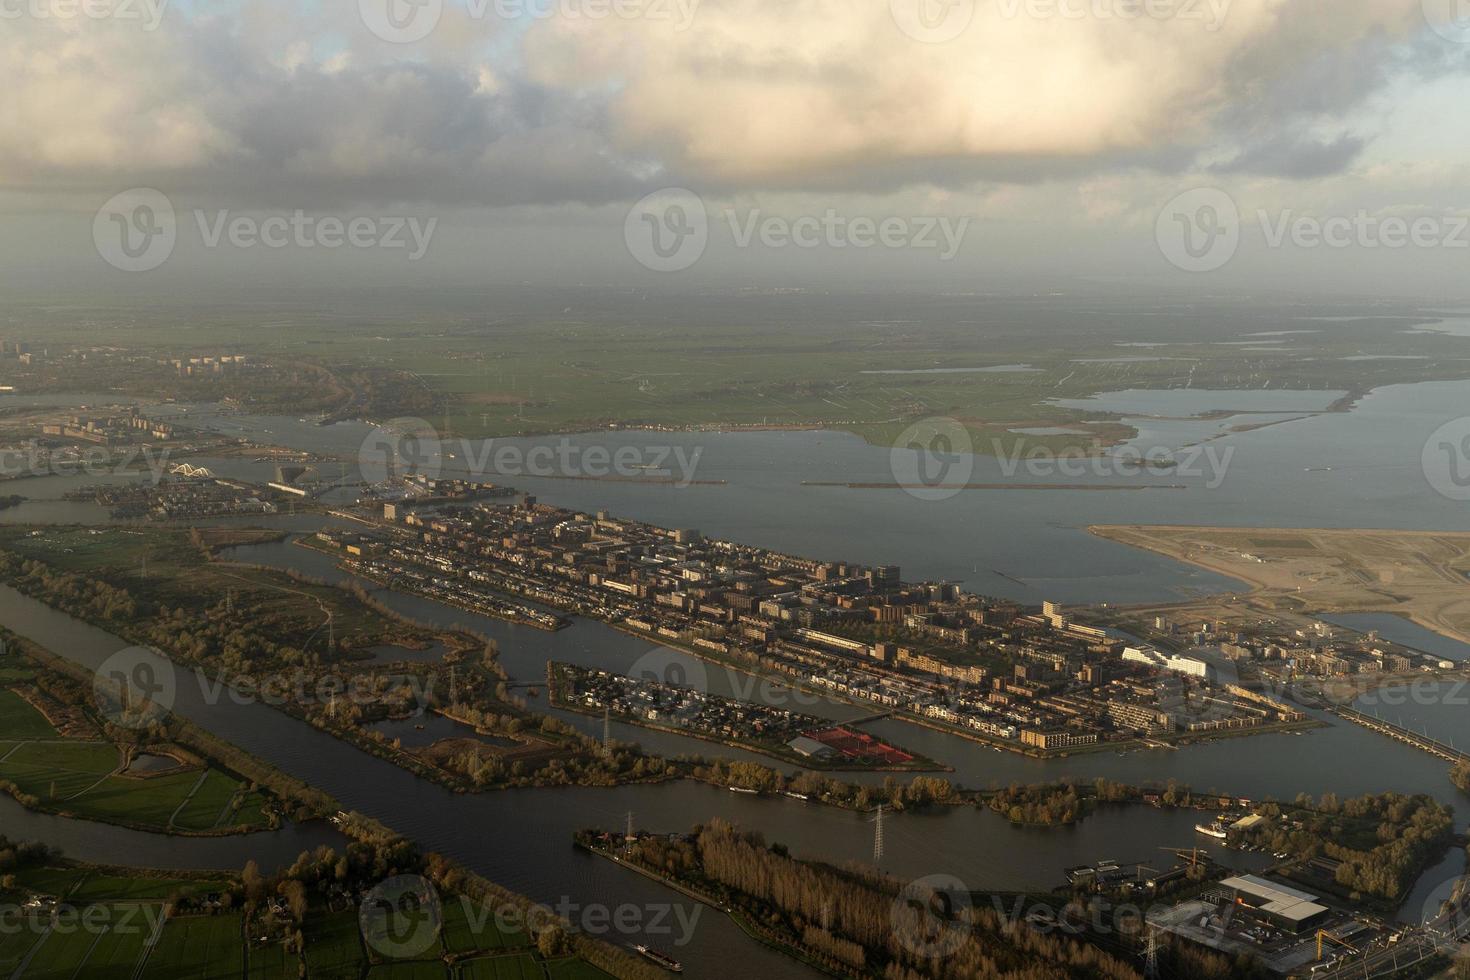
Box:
left=302, top=493, right=1313, bottom=758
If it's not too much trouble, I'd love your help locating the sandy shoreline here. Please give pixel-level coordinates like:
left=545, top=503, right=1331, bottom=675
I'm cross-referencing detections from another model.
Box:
left=1091, top=524, right=1470, bottom=647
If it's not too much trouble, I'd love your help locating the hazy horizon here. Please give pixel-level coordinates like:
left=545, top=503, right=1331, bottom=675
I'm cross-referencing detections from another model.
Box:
left=3, top=0, right=1470, bottom=299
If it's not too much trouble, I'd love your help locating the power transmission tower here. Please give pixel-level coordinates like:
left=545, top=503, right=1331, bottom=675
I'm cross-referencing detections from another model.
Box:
left=1144, top=925, right=1160, bottom=980
left=603, top=706, right=613, bottom=757
left=872, top=805, right=885, bottom=864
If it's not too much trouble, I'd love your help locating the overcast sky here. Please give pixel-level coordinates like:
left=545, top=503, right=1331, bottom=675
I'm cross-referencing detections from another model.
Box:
left=4, top=0, right=1470, bottom=299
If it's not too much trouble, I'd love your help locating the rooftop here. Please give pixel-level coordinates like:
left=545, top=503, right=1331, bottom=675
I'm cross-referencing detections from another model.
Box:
left=1220, top=875, right=1330, bottom=923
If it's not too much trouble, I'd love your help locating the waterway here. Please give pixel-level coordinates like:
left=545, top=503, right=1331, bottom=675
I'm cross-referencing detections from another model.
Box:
left=0, top=583, right=1293, bottom=977
left=16, top=379, right=1470, bottom=606
left=144, top=379, right=1470, bottom=607
left=0, top=552, right=1464, bottom=941
left=5, top=381, right=1470, bottom=964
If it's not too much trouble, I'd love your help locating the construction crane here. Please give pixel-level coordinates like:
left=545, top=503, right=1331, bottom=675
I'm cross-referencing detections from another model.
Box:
left=1158, top=846, right=1205, bottom=871
left=1315, top=928, right=1359, bottom=962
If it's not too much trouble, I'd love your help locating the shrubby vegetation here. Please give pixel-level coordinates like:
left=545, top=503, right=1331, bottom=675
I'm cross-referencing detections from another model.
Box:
left=1451, top=759, right=1470, bottom=795
left=1232, top=792, right=1453, bottom=901
left=988, top=783, right=1086, bottom=826
left=623, top=819, right=1141, bottom=980
left=693, top=759, right=958, bottom=810
left=0, top=834, right=58, bottom=876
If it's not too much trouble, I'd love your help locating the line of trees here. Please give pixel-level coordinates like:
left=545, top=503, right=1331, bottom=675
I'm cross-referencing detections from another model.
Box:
left=1233, top=792, right=1453, bottom=901
left=675, top=819, right=1142, bottom=980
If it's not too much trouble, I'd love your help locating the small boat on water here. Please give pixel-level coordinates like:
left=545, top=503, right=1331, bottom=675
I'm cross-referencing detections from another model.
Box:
left=632, top=945, right=684, bottom=973
left=1195, top=822, right=1229, bottom=839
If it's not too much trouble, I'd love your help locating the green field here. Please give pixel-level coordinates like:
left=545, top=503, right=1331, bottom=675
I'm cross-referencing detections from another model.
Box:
left=303, top=910, right=368, bottom=980
left=0, top=740, right=119, bottom=799
left=69, top=769, right=210, bottom=828
left=19, top=927, right=101, bottom=979
left=9, top=866, right=90, bottom=898
left=138, top=913, right=244, bottom=980
left=542, top=958, right=615, bottom=980
left=8, top=302, right=1467, bottom=455
left=458, top=953, right=549, bottom=980
left=172, top=770, right=269, bottom=832
left=369, top=962, right=452, bottom=979
left=12, top=905, right=160, bottom=980
left=70, top=920, right=154, bottom=980
left=440, top=900, right=530, bottom=954
left=245, top=941, right=299, bottom=980
left=0, top=525, right=441, bottom=664
left=74, top=873, right=228, bottom=904
left=0, top=930, right=44, bottom=977
left=14, top=866, right=228, bottom=903
left=0, top=645, right=37, bottom=684
left=0, top=890, right=611, bottom=980
left=0, top=739, right=268, bottom=833
left=0, top=688, right=56, bottom=739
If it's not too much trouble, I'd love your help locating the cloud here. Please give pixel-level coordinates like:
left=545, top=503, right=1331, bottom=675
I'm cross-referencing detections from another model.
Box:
left=525, top=0, right=1439, bottom=186
left=0, top=5, right=642, bottom=208
left=0, top=14, right=234, bottom=177
left=1212, top=132, right=1367, bottom=178
left=0, top=0, right=1456, bottom=212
